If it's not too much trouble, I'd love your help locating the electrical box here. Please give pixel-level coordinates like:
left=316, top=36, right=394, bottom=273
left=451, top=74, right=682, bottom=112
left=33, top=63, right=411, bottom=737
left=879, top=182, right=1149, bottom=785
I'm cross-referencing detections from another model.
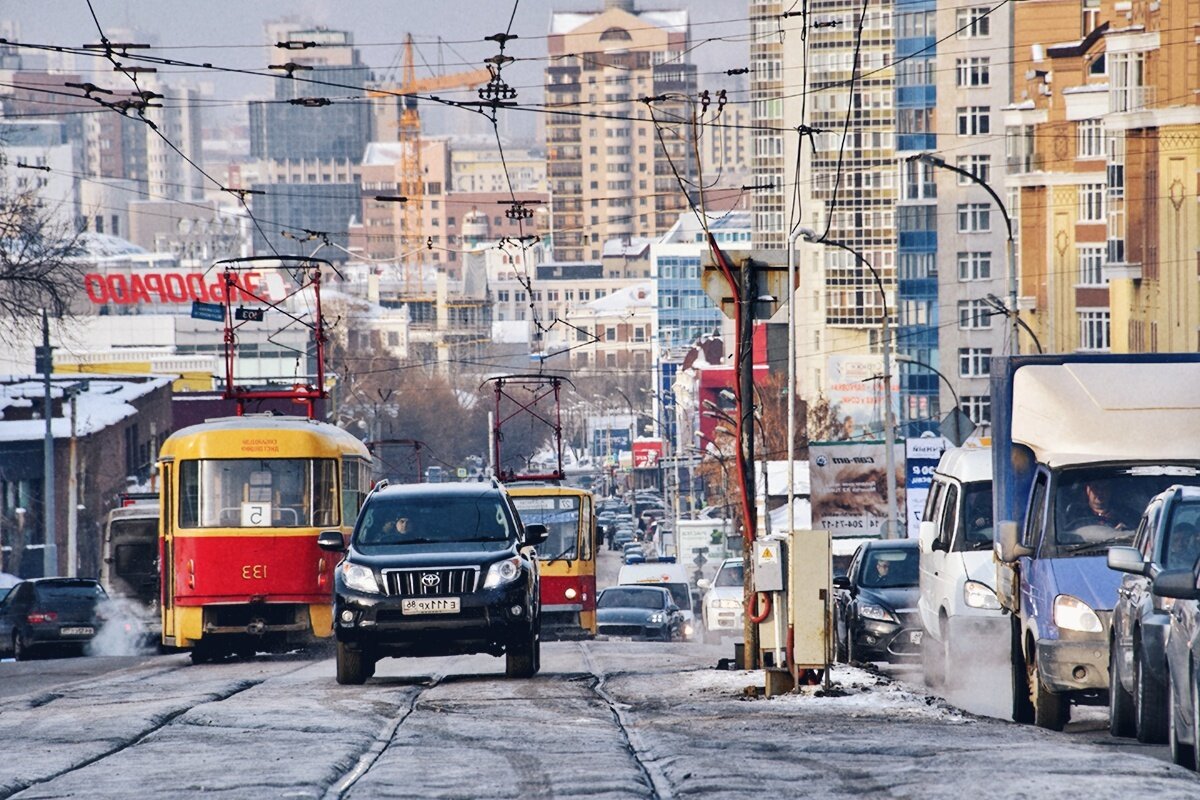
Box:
left=787, top=529, right=832, bottom=670
left=753, top=539, right=785, bottom=593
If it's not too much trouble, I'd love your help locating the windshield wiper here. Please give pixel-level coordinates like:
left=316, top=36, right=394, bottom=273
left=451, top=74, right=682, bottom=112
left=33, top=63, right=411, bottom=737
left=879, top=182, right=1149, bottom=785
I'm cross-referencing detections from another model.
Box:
left=544, top=545, right=576, bottom=565
left=1064, top=536, right=1130, bottom=554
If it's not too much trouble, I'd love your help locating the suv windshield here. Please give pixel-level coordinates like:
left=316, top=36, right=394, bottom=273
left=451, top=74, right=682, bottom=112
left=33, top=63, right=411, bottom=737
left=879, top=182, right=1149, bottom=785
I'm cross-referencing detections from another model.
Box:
left=1053, top=465, right=1200, bottom=555
left=1163, top=500, right=1200, bottom=569
left=355, top=493, right=515, bottom=549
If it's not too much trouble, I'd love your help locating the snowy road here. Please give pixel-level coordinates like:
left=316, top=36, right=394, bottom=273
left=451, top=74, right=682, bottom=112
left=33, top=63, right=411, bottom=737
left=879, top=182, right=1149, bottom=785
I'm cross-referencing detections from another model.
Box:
left=1, top=638, right=1198, bottom=799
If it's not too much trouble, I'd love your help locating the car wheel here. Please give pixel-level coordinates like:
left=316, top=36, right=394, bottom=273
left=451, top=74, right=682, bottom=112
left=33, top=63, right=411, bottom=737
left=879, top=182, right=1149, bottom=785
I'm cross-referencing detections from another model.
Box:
left=1028, top=646, right=1069, bottom=731
left=336, top=641, right=368, bottom=685
left=1168, top=667, right=1195, bottom=767
left=1134, top=647, right=1168, bottom=744
left=1010, top=618, right=1035, bottom=724
left=921, top=630, right=943, bottom=688
left=13, top=631, right=30, bottom=662
left=1109, top=642, right=1135, bottom=737
left=505, top=628, right=538, bottom=679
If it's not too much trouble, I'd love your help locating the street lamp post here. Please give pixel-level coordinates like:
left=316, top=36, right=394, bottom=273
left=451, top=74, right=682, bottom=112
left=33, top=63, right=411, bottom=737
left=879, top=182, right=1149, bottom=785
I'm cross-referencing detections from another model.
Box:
left=798, top=228, right=900, bottom=539
left=894, top=354, right=960, bottom=421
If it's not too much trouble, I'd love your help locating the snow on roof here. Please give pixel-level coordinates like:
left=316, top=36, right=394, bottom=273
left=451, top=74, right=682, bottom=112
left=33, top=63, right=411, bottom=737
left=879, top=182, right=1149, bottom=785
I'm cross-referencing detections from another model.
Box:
left=492, top=320, right=531, bottom=344
left=1062, top=83, right=1109, bottom=94
left=362, top=142, right=406, bottom=165
left=602, top=237, right=653, bottom=258
left=76, top=232, right=148, bottom=258
left=585, top=280, right=655, bottom=312
left=551, top=10, right=688, bottom=35
left=0, top=377, right=170, bottom=443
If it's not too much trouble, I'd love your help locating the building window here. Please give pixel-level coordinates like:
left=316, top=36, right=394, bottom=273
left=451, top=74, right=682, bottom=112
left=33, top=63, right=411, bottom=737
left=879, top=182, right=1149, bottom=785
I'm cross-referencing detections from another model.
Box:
left=956, top=7, right=991, bottom=38
left=955, top=57, right=991, bottom=87
left=959, top=348, right=992, bottom=377
left=1078, top=310, right=1111, bottom=351
left=962, top=395, right=992, bottom=424
left=956, top=106, right=991, bottom=136
left=957, top=251, right=992, bottom=281
left=957, top=203, right=991, bottom=233
left=1078, top=245, right=1105, bottom=286
left=1077, top=119, right=1104, bottom=159
left=1079, top=184, right=1105, bottom=222
left=633, top=327, right=646, bottom=342
left=958, top=299, right=993, bottom=330
left=605, top=327, right=616, bottom=342
left=955, top=155, right=990, bottom=186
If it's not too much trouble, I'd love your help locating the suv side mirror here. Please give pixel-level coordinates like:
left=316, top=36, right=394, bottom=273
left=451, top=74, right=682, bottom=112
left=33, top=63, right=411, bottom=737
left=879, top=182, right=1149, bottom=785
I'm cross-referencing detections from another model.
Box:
left=832, top=575, right=851, bottom=590
left=1107, top=546, right=1148, bottom=576
left=1152, top=569, right=1200, bottom=600
left=523, top=523, right=549, bottom=547
left=317, top=530, right=346, bottom=552
left=995, top=521, right=1032, bottom=563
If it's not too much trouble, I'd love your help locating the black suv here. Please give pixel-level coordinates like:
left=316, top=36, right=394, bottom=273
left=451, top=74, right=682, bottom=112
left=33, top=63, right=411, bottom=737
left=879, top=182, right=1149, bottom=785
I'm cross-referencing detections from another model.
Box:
left=1107, top=485, right=1200, bottom=743
left=318, top=481, right=547, bottom=684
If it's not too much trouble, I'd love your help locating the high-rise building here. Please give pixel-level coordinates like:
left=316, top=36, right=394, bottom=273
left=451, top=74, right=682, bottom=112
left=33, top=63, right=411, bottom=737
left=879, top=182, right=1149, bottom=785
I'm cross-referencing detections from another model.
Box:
left=545, top=0, right=696, bottom=262
left=749, top=0, right=786, bottom=248
left=1009, top=0, right=1200, bottom=358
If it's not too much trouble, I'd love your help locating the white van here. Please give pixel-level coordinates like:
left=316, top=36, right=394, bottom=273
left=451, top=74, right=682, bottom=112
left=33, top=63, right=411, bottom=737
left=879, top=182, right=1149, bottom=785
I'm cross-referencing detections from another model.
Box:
left=617, top=562, right=695, bottom=640
left=917, top=442, right=1006, bottom=685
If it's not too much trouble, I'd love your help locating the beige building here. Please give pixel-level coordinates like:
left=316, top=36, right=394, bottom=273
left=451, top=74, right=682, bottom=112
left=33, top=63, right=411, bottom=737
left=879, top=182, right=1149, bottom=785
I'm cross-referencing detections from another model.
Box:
left=545, top=0, right=696, bottom=262
left=451, top=146, right=546, bottom=194
left=541, top=281, right=657, bottom=372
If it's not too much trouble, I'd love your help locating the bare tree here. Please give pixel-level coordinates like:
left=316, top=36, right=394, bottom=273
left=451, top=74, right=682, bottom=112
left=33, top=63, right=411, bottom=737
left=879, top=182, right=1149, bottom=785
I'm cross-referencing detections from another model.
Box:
left=0, top=188, right=85, bottom=325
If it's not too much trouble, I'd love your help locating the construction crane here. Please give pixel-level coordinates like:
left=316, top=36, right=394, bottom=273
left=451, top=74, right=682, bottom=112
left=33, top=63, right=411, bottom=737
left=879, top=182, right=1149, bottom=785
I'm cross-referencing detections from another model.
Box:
left=369, top=35, right=490, bottom=286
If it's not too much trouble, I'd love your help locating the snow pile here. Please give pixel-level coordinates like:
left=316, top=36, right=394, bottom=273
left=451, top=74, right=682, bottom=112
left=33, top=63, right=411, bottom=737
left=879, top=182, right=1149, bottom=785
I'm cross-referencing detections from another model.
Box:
left=679, top=664, right=972, bottom=724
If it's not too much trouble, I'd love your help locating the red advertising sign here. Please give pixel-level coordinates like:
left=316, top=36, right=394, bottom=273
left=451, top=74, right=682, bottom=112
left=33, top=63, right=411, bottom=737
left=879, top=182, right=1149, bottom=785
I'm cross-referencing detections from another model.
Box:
left=82, top=271, right=285, bottom=305
left=632, top=439, right=663, bottom=469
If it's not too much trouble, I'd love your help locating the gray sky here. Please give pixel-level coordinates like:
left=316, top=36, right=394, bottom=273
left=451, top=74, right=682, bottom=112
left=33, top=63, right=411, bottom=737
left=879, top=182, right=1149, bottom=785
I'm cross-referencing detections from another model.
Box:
left=8, top=1, right=749, bottom=143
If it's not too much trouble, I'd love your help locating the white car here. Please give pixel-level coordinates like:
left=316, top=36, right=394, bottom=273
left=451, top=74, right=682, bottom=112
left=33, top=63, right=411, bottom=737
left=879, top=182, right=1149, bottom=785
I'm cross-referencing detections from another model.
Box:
left=698, top=558, right=744, bottom=641
left=917, top=443, right=1007, bottom=686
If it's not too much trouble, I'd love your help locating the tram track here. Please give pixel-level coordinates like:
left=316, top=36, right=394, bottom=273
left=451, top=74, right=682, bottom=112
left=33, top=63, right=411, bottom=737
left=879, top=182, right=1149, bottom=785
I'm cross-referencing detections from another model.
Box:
left=580, top=641, right=674, bottom=800
left=320, top=673, right=444, bottom=800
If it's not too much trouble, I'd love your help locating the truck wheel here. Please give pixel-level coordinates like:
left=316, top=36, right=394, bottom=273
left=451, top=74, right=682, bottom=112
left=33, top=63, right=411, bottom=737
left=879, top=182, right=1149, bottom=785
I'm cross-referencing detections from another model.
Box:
left=506, top=629, right=538, bottom=679
left=1010, top=618, right=1034, bottom=724
left=1169, top=668, right=1195, bottom=768
left=1109, top=643, right=1135, bottom=737
left=1134, top=650, right=1168, bottom=744
left=336, top=641, right=368, bottom=685
left=1028, top=649, right=1069, bottom=731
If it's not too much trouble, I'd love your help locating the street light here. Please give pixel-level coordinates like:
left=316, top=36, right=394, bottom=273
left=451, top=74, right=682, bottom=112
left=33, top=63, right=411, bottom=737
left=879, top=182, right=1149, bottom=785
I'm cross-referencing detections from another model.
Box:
left=797, top=227, right=900, bottom=539
left=907, top=152, right=1023, bottom=355
left=893, top=354, right=960, bottom=417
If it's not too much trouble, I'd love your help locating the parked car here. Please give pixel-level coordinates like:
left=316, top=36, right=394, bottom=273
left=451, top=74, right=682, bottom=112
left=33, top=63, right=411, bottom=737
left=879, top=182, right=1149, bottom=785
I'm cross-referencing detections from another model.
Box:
left=0, top=578, right=107, bottom=660
left=1151, top=565, right=1200, bottom=769
left=1107, top=485, right=1200, bottom=743
left=319, top=481, right=548, bottom=684
left=698, top=557, right=744, bottom=641
left=917, top=444, right=1005, bottom=687
left=834, top=540, right=921, bottom=663
left=596, top=585, right=683, bottom=641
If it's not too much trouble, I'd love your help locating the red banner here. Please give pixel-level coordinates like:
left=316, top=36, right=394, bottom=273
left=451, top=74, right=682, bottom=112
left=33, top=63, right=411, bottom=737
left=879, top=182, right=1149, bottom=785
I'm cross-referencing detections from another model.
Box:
left=82, top=271, right=274, bottom=305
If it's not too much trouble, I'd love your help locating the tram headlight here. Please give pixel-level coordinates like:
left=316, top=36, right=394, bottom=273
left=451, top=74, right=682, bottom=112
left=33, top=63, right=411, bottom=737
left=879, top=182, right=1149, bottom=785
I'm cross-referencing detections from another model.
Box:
left=341, top=562, right=379, bottom=594
left=564, top=587, right=578, bottom=600
left=484, top=556, right=522, bottom=589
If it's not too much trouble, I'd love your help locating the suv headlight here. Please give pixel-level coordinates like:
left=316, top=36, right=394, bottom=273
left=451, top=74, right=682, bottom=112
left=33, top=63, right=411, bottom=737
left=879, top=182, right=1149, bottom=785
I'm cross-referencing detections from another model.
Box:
left=1053, top=594, right=1103, bottom=633
left=858, top=603, right=895, bottom=623
left=648, top=612, right=665, bottom=623
left=341, top=562, right=379, bottom=594
left=963, top=580, right=1001, bottom=610
left=483, top=556, right=522, bottom=589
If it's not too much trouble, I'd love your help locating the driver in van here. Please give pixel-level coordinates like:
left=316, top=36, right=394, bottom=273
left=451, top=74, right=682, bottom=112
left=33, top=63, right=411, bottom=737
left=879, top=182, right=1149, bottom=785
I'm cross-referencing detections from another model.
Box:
left=1074, top=481, right=1138, bottom=531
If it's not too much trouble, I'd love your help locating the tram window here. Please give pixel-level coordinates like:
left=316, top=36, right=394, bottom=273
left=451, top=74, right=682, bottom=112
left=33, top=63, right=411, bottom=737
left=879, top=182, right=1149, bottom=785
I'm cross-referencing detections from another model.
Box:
left=178, top=458, right=339, bottom=528
left=341, top=459, right=370, bottom=527
left=511, top=496, right=581, bottom=561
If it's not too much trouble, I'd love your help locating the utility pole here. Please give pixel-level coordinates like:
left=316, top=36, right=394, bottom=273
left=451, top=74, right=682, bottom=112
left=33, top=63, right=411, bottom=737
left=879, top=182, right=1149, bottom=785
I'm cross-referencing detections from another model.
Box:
left=39, top=308, right=57, bottom=577
left=67, top=389, right=78, bottom=578
left=738, top=257, right=759, bottom=670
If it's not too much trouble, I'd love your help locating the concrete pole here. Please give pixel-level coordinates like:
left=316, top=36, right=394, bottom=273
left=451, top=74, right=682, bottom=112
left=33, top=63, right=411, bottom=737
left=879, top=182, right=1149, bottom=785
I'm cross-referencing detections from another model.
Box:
left=786, top=228, right=803, bottom=536
left=67, top=391, right=78, bottom=578
left=881, top=310, right=899, bottom=539
left=41, top=308, right=57, bottom=577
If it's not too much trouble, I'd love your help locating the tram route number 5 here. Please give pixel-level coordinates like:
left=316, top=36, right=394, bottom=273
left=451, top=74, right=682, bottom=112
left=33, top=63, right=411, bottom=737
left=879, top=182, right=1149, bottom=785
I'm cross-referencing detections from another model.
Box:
left=241, top=501, right=272, bottom=527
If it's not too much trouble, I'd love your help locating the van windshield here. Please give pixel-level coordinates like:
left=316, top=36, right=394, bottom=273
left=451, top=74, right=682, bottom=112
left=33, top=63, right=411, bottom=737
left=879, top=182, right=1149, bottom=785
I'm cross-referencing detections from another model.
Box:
left=955, top=482, right=994, bottom=551
left=1052, top=465, right=1200, bottom=556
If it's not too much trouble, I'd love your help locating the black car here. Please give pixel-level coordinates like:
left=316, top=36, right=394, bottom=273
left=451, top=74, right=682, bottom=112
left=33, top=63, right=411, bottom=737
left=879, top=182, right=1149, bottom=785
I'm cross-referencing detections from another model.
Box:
left=1107, top=485, right=1200, bottom=743
left=596, top=585, right=683, bottom=641
left=834, top=540, right=921, bottom=663
left=319, top=481, right=548, bottom=685
left=0, top=578, right=108, bottom=660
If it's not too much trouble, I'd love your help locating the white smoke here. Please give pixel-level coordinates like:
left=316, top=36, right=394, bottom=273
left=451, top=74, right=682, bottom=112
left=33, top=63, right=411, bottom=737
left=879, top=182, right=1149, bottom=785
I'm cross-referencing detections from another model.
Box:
left=88, top=597, right=156, bottom=657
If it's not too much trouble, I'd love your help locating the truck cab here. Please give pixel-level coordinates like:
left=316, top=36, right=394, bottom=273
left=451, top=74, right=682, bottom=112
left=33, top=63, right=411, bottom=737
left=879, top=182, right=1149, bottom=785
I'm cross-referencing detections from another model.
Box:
left=993, top=356, right=1200, bottom=730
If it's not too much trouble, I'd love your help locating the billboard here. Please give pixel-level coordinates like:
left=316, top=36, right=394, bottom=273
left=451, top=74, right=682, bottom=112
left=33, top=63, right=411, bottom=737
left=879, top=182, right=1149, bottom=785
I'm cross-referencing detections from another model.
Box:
left=809, top=441, right=906, bottom=538
left=826, top=355, right=901, bottom=440
left=632, top=439, right=663, bottom=469
left=905, top=437, right=948, bottom=537
left=592, top=428, right=631, bottom=458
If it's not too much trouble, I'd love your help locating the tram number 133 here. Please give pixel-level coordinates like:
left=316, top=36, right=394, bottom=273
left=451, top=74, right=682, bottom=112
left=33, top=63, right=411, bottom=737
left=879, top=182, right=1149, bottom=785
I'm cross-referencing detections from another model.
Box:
left=242, top=564, right=268, bottom=580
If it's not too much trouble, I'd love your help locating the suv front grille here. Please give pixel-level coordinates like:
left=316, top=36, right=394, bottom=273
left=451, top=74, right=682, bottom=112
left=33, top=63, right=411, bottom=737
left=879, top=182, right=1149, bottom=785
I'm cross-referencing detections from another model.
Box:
left=384, top=567, right=478, bottom=597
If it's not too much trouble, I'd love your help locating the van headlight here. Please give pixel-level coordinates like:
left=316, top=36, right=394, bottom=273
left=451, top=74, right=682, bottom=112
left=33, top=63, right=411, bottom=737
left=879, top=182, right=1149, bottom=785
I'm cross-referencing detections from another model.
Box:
left=483, top=556, right=522, bottom=589
left=963, top=580, right=1001, bottom=610
left=341, top=562, right=379, bottom=594
left=1053, top=594, right=1103, bottom=633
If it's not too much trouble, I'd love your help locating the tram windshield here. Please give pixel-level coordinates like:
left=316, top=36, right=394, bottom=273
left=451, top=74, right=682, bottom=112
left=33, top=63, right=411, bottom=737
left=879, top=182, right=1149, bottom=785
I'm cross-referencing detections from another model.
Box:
left=178, top=459, right=339, bottom=528
left=511, top=496, right=582, bottom=561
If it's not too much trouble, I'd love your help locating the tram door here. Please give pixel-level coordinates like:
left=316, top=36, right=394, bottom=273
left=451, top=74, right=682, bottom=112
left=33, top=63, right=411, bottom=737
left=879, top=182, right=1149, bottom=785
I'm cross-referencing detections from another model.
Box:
left=160, top=463, right=175, bottom=639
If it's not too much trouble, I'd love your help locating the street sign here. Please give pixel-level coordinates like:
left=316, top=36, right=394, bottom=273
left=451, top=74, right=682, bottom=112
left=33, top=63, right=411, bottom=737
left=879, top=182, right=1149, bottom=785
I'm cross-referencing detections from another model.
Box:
left=190, top=300, right=224, bottom=322
left=941, top=407, right=976, bottom=447
left=235, top=306, right=265, bottom=322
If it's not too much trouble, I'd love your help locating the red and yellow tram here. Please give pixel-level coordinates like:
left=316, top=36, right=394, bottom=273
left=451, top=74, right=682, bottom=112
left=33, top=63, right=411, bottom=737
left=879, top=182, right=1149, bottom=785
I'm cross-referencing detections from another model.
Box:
left=158, top=415, right=370, bottom=661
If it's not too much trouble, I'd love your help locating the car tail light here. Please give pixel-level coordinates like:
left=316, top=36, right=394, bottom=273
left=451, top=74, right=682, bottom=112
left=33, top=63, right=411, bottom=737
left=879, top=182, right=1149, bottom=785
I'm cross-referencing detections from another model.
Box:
left=27, top=611, right=58, bottom=624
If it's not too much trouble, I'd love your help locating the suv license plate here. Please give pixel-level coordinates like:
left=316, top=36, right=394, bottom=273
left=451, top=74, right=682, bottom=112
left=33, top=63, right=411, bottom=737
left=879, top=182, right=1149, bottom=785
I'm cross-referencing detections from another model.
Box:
left=909, top=630, right=923, bottom=645
left=60, top=626, right=95, bottom=636
left=401, top=598, right=460, bottom=615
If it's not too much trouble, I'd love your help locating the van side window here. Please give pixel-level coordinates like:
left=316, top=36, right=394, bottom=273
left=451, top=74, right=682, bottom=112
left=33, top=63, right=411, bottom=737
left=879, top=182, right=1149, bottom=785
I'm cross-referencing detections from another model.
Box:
left=1025, top=472, right=1050, bottom=549
left=923, top=480, right=943, bottom=524
left=938, top=484, right=958, bottom=548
